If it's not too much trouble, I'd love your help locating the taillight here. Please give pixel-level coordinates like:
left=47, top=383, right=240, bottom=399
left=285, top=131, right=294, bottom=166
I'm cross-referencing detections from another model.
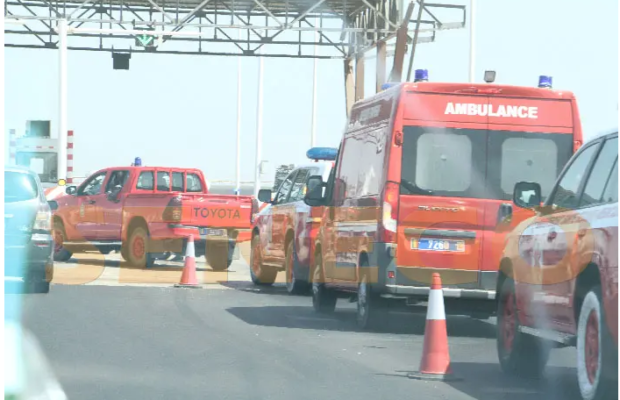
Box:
left=163, top=196, right=183, bottom=222
left=251, top=198, right=259, bottom=224
left=574, top=140, right=582, bottom=152
left=380, top=182, right=400, bottom=243
left=33, top=206, right=52, bottom=231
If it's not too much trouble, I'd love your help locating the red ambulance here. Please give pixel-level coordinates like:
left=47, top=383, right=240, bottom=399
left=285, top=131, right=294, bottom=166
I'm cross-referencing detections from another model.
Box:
left=303, top=71, right=584, bottom=330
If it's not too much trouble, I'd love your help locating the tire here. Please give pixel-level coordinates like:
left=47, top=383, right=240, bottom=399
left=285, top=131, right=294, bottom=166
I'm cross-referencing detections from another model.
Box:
left=206, top=241, right=234, bottom=271
left=31, top=281, right=50, bottom=294
left=576, top=286, right=617, bottom=400
left=311, top=251, right=337, bottom=314
left=120, top=246, right=130, bottom=262
left=496, top=277, right=550, bottom=378
left=52, top=220, right=72, bottom=262
left=126, top=226, right=155, bottom=268
left=357, top=271, right=387, bottom=330
left=249, top=235, right=277, bottom=285
left=285, top=241, right=309, bottom=295
left=98, top=246, right=113, bottom=255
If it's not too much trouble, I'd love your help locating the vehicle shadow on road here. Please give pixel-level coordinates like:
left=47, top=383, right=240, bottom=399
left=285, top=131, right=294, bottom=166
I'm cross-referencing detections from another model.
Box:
left=226, top=305, right=496, bottom=338
left=380, top=362, right=579, bottom=400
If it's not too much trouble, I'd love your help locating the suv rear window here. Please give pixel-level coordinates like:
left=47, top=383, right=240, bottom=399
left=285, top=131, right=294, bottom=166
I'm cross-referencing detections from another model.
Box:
left=5, top=171, right=38, bottom=203
left=401, top=126, right=573, bottom=200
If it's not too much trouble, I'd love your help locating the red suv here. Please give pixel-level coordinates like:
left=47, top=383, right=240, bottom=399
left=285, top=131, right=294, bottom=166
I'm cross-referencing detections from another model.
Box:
left=497, top=130, right=618, bottom=400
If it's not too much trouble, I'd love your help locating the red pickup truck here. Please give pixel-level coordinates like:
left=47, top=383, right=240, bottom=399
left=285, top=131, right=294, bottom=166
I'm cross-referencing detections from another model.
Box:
left=51, top=165, right=258, bottom=270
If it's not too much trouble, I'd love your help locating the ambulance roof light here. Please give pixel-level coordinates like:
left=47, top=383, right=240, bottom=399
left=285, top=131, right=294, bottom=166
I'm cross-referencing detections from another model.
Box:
left=538, top=75, right=552, bottom=89
left=414, top=69, right=428, bottom=82
left=381, top=82, right=398, bottom=90
left=134, top=157, right=142, bottom=166
left=306, top=147, right=338, bottom=162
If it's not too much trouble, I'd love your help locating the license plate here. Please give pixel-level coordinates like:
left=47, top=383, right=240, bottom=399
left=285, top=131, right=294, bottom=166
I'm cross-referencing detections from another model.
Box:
left=411, top=238, right=465, bottom=252
left=200, top=228, right=226, bottom=237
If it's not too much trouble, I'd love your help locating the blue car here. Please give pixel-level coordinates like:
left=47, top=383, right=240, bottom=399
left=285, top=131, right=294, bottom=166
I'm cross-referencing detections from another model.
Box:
left=4, top=166, right=54, bottom=294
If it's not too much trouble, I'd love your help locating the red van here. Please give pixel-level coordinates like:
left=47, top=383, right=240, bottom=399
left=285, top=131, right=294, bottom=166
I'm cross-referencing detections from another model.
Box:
left=304, top=73, right=584, bottom=329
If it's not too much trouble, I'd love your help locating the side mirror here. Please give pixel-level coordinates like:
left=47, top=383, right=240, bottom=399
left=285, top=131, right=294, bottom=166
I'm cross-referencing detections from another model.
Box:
left=107, top=185, right=123, bottom=201
left=257, top=189, right=272, bottom=204
left=65, top=186, right=77, bottom=195
left=47, top=200, right=58, bottom=211
left=513, top=181, right=542, bottom=209
left=304, top=175, right=326, bottom=206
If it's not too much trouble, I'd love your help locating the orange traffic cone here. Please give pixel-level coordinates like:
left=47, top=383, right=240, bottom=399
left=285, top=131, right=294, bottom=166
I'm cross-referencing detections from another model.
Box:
left=408, top=273, right=460, bottom=381
left=174, top=235, right=200, bottom=288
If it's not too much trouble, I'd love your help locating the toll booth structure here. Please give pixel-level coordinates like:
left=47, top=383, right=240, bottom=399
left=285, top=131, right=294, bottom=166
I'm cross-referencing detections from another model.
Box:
left=8, top=121, right=75, bottom=188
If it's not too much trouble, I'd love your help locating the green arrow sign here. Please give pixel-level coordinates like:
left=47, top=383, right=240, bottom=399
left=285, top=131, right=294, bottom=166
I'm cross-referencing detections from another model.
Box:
left=135, top=34, right=155, bottom=47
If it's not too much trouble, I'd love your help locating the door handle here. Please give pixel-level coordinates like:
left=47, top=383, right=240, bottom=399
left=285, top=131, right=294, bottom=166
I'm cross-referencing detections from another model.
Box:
left=577, top=228, right=587, bottom=238
left=88, top=200, right=96, bottom=205
left=496, top=203, right=513, bottom=225
left=547, top=230, right=557, bottom=241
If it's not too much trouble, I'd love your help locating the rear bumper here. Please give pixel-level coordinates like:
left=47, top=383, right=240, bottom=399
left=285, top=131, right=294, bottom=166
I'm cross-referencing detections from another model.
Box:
left=5, top=235, right=54, bottom=283
left=154, top=223, right=251, bottom=243
left=366, top=242, right=498, bottom=300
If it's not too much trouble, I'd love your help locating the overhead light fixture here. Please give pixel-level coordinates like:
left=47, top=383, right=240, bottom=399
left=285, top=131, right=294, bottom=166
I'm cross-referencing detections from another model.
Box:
left=484, top=70, right=496, bottom=83
left=112, top=52, right=131, bottom=70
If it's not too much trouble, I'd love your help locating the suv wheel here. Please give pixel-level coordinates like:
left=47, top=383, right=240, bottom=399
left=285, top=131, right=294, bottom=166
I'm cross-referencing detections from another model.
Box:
left=312, top=252, right=337, bottom=313
left=249, top=235, right=277, bottom=285
left=577, top=286, right=617, bottom=400
left=496, top=277, right=550, bottom=378
left=285, top=241, right=309, bottom=295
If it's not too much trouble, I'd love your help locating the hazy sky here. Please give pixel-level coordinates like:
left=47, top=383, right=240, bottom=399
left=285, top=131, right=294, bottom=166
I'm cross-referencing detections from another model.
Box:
left=4, top=0, right=619, bottom=182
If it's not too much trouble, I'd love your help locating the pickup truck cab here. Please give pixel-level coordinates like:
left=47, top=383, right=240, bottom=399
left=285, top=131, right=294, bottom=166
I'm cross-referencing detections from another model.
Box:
left=497, top=131, right=618, bottom=400
left=250, top=148, right=336, bottom=294
left=52, top=162, right=258, bottom=270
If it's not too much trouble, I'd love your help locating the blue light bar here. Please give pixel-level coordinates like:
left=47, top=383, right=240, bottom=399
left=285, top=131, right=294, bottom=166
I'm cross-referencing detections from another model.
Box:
left=381, top=82, right=398, bottom=90
left=538, top=75, right=552, bottom=88
left=134, top=157, right=142, bottom=166
left=306, top=147, right=338, bottom=161
left=414, top=69, right=428, bottom=82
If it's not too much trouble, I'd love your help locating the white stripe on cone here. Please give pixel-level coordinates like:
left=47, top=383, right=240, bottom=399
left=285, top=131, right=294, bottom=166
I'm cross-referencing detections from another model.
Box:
left=185, top=238, right=195, bottom=259
left=426, top=289, right=446, bottom=320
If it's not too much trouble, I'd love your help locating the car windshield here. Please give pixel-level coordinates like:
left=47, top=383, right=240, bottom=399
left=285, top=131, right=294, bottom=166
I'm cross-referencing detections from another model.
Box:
left=400, top=126, right=574, bottom=201
left=5, top=171, right=38, bottom=203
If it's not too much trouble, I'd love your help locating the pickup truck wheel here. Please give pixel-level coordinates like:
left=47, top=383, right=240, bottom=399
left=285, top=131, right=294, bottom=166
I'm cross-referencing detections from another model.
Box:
left=52, top=221, right=72, bottom=262
left=249, top=235, right=276, bottom=285
left=206, top=242, right=233, bottom=271
left=285, top=241, right=309, bottom=295
left=127, top=226, right=155, bottom=269
left=577, top=286, right=617, bottom=400
left=496, top=277, right=550, bottom=378
left=312, top=252, right=337, bottom=314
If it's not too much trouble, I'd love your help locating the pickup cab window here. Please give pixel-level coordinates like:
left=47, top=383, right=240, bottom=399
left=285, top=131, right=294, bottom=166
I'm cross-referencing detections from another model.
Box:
left=157, top=171, right=171, bottom=191
left=106, top=170, right=130, bottom=193
left=186, top=173, right=203, bottom=192
left=136, top=171, right=154, bottom=190
left=172, top=172, right=184, bottom=191
left=78, top=172, right=107, bottom=196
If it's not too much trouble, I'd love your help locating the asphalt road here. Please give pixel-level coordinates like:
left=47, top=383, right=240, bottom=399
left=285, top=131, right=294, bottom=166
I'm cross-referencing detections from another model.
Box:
left=16, top=253, right=583, bottom=400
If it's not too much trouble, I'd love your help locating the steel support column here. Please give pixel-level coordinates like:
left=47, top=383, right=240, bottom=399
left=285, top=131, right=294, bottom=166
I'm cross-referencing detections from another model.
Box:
left=376, top=40, right=386, bottom=91
left=344, top=58, right=355, bottom=117
left=58, top=18, right=68, bottom=183
left=355, top=54, right=364, bottom=101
